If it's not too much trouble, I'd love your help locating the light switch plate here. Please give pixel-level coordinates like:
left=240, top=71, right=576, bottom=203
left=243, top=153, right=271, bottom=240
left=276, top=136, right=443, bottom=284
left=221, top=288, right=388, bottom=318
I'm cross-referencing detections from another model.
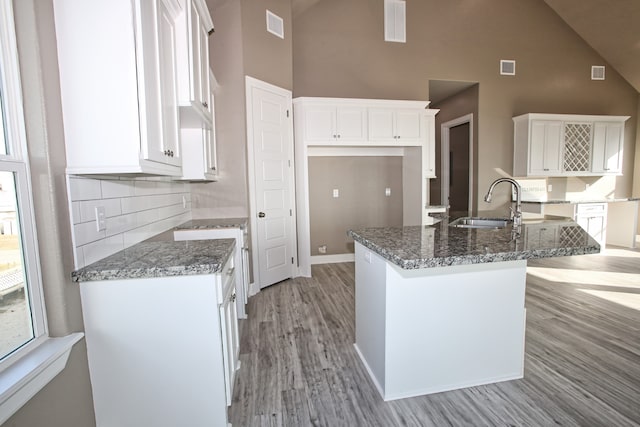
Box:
left=95, top=206, right=106, bottom=232
left=333, top=189, right=339, bottom=198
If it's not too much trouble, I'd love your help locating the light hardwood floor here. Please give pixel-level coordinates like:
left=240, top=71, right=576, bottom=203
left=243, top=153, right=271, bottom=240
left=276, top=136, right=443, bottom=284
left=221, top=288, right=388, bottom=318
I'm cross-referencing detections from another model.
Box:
left=230, top=248, right=640, bottom=426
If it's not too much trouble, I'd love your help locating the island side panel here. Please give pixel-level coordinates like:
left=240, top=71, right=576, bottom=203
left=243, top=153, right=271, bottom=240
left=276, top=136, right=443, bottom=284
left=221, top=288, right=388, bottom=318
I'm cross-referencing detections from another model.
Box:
left=383, top=260, right=527, bottom=401
left=354, top=242, right=388, bottom=395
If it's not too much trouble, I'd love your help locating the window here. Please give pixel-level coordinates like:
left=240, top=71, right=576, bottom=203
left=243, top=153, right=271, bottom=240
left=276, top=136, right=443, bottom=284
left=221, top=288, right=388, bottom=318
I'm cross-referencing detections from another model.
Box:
left=0, top=0, right=48, bottom=368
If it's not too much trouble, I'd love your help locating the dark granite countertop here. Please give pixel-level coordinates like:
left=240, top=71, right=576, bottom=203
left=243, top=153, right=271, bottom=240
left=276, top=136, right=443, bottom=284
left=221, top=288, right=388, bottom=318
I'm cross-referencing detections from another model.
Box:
left=521, top=197, right=639, bottom=204
left=72, top=238, right=235, bottom=282
left=348, top=217, right=600, bottom=270
left=175, top=217, right=248, bottom=230
left=72, top=218, right=247, bottom=282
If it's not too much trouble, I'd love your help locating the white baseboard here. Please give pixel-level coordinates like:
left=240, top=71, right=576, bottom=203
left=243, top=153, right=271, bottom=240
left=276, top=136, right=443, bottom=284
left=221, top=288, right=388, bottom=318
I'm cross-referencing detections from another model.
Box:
left=310, top=253, right=355, bottom=265
left=248, top=282, right=260, bottom=296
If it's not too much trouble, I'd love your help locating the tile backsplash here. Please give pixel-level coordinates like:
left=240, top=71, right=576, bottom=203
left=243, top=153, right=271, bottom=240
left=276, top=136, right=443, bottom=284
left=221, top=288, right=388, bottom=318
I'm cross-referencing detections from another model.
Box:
left=67, top=175, right=192, bottom=269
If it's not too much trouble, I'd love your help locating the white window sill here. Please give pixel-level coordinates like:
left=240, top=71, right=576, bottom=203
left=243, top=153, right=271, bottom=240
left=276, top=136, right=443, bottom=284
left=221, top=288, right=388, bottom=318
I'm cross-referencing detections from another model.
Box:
left=0, top=333, right=84, bottom=425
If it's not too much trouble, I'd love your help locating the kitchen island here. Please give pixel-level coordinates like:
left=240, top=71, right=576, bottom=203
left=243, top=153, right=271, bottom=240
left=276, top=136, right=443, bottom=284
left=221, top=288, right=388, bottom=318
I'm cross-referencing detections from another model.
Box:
left=347, top=217, right=600, bottom=401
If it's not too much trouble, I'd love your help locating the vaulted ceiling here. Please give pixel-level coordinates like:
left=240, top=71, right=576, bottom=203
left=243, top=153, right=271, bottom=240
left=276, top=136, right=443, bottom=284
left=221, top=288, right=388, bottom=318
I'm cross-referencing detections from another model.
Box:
left=544, top=0, right=640, bottom=93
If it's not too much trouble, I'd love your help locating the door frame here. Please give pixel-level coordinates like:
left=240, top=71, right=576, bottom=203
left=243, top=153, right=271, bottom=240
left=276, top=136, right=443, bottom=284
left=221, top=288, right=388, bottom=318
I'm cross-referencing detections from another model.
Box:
left=440, top=114, right=474, bottom=216
left=245, top=76, right=298, bottom=292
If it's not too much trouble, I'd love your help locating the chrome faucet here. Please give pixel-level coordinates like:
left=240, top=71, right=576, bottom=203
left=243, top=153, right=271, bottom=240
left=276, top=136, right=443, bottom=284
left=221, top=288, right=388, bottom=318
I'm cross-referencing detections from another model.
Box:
left=484, top=178, right=522, bottom=227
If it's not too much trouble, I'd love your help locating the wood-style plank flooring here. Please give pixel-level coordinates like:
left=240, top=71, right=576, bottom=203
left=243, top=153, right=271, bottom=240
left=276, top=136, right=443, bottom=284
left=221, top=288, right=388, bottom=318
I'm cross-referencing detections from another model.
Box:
left=229, top=247, right=640, bottom=426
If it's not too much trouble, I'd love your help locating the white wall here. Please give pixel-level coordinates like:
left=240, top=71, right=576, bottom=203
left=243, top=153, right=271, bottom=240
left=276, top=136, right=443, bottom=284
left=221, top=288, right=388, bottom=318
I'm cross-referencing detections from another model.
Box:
left=67, top=176, right=192, bottom=269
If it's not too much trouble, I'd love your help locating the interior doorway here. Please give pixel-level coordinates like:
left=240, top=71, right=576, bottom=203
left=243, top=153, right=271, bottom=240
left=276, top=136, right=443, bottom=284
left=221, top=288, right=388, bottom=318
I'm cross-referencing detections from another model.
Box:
left=245, top=76, right=297, bottom=290
left=441, top=114, right=473, bottom=218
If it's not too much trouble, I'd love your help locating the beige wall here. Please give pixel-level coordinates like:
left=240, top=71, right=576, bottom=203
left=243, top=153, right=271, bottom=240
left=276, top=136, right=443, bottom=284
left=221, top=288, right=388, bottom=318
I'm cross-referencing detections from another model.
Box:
left=293, top=0, right=638, bottom=211
left=309, top=156, right=403, bottom=255
left=241, top=0, right=293, bottom=91
left=193, top=0, right=293, bottom=219
left=6, top=0, right=95, bottom=425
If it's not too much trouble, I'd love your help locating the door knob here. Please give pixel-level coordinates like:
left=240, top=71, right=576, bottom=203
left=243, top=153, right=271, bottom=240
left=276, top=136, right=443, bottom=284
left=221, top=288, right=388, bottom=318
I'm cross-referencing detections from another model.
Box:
left=258, top=212, right=265, bottom=218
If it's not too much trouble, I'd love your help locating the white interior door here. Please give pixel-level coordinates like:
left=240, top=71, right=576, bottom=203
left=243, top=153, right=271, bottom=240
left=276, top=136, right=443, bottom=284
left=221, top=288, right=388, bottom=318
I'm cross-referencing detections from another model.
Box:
left=246, top=77, right=296, bottom=289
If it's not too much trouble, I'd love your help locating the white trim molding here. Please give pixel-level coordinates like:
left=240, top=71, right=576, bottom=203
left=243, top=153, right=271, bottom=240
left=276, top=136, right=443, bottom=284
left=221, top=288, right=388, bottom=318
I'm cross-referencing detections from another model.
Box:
left=310, top=253, right=356, bottom=265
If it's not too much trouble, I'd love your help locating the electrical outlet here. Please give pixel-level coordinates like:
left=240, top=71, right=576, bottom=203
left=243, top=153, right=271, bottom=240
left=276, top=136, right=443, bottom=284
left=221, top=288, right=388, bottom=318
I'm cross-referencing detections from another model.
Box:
left=318, top=245, right=327, bottom=254
left=332, top=189, right=339, bottom=198
left=385, top=187, right=391, bottom=197
left=547, top=184, right=553, bottom=192
left=95, top=206, right=106, bottom=232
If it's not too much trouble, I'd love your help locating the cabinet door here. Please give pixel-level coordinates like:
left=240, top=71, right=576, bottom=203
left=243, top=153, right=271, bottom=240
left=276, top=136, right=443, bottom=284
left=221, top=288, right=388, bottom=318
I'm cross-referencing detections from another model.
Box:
left=563, top=122, right=592, bottom=173
left=189, top=0, right=210, bottom=113
left=137, top=0, right=181, bottom=167
left=529, top=121, right=562, bottom=175
left=304, top=105, right=337, bottom=142
left=220, top=279, right=239, bottom=406
left=335, top=107, right=367, bottom=142
left=525, top=225, right=557, bottom=247
left=592, top=122, right=623, bottom=174
left=395, top=109, right=423, bottom=143
left=368, top=109, right=396, bottom=141
left=424, top=113, right=436, bottom=177
left=205, top=76, right=218, bottom=176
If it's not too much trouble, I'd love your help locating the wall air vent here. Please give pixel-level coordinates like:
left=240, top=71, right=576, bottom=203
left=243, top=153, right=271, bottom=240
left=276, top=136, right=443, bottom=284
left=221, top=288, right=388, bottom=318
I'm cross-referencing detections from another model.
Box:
left=591, top=65, right=605, bottom=80
left=266, top=10, right=284, bottom=39
left=384, top=0, right=406, bottom=43
left=500, top=60, right=516, bottom=76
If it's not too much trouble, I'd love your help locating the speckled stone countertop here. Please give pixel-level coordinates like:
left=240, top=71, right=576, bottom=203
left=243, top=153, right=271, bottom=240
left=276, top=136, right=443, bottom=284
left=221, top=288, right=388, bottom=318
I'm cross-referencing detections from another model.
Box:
left=175, top=217, right=248, bottom=230
left=522, top=197, right=639, bottom=204
left=348, top=217, right=600, bottom=270
left=72, top=238, right=235, bottom=282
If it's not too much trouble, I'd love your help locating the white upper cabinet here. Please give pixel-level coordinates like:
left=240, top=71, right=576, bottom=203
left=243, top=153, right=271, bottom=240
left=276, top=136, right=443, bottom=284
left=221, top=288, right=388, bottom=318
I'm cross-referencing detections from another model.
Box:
left=179, top=70, right=219, bottom=181
left=53, top=0, right=183, bottom=176
left=175, top=0, right=214, bottom=127
left=513, top=113, right=629, bottom=177
left=528, top=121, right=563, bottom=176
left=302, top=104, right=367, bottom=143
left=592, top=122, right=624, bottom=174
left=368, top=108, right=424, bottom=145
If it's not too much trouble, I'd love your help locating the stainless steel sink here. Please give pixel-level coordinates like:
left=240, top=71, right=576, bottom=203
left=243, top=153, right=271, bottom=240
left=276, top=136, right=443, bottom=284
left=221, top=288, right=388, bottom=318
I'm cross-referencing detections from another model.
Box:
left=449, top=217, right=511, bottom=229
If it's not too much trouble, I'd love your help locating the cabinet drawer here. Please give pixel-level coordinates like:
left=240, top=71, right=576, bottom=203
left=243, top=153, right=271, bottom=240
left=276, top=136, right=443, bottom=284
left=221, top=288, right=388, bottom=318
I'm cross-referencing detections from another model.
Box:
left=575, top=203, right=607, bottom=215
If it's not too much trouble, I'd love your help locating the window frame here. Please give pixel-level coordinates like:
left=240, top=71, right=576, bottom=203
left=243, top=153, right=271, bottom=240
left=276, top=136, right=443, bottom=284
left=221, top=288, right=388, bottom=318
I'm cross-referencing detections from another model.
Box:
left=0, top=0, right=49, bottom=371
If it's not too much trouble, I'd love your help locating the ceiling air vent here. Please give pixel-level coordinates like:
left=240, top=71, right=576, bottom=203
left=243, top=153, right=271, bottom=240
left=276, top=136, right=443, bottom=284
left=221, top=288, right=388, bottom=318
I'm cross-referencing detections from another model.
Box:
left=500, top=60, right=516, bottom=76
left=591, top=65, right=605, bottom=80
left=266, top=10, right=284, bottom=39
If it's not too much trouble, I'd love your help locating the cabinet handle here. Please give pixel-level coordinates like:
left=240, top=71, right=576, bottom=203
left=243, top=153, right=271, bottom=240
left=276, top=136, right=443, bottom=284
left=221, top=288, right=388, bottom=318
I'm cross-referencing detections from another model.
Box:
left=231, top=293, right=236, bottom=302
left=227, top=267, right=235, bottom=276
left=203, top=101, right=208, bottom=108
left=543, top=168, right=549, bottom=171
left=337, top=134, right=341, bottom=138
left=332, top=134, right=337, bottom=138
left=258, top=212, right=265, bottom=218
left=603, top=168, right=610, bottom=171
left=211, top=166, right=216, bottom=171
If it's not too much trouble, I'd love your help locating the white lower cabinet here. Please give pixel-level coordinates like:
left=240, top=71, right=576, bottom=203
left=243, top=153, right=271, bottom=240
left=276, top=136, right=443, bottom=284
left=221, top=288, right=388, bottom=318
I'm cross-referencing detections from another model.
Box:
left=575, top=203, right=607, bottom=250
left=79, top=254, right=238, bottom=426
left=174, top=227, right=250, bottom=318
